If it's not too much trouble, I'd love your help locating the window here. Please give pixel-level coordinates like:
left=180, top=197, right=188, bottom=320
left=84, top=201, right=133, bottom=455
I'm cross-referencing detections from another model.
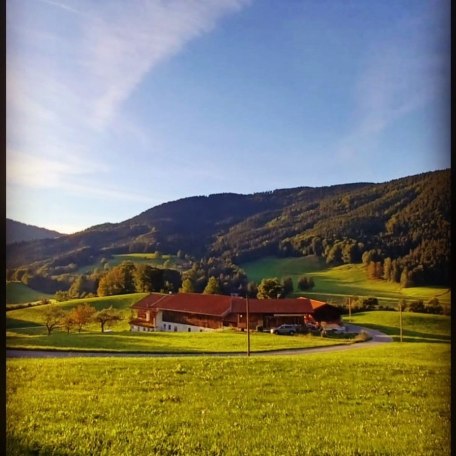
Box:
left=188, top=328, right=191, bottom=332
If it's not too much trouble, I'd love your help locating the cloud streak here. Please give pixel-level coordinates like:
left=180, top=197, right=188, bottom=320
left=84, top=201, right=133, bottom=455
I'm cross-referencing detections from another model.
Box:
left=335, top=9, right=449, bottom=162
left=7, top=149, right=154, bottom=204
left=7, top=0, right=251, bottom=205
left=82, top=0, right=251, bottom=128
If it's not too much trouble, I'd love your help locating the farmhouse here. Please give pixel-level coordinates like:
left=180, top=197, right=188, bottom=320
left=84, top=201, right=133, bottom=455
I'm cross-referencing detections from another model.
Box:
left=130, top=293, right=341, bottom=333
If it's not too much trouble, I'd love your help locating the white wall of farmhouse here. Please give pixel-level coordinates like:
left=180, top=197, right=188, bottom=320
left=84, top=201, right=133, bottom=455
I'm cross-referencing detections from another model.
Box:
left=130, top=310, right=215, bottom=333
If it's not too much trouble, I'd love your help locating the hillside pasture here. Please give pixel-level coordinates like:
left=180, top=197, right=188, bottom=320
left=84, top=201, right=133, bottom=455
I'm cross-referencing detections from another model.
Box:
left=6, top=342, right=451, bottom=455
left=77, top=253, right=186, bottom=274
left=6, top=293, right=148, bottom=331
left=348, top=311, right=451, bottom=343
left=240, top=256, right=451, bottom=308
left=6, top=281, right=53, bottom=305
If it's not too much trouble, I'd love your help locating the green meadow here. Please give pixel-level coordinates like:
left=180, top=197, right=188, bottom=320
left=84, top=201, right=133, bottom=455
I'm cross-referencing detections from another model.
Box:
left=7, top=343, right=451, bottom=455
left=77, top=253, right=185, bottom=274
left=6, top=293, right=147, bottom=329
left=348, top=311, right=451, bottom=343
left=240, top=256, right=451, bottom=308
left=6, top=329, right=343, bottom=353
left=6, top=282, right=53, bottom=305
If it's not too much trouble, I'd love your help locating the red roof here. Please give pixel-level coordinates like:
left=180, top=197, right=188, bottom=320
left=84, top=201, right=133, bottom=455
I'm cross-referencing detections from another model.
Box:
left=132, top=293, right=331, bottom=317
left=230, top=298, right=314, bottom=314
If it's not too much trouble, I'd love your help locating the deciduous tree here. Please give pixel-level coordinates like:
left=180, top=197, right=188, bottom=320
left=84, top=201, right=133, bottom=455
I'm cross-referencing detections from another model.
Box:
left=72, top=303, right=96, bottom=332
left=203, top=276, right=220, bottom=294
left=180, top=278, right=195, bottom=293
left=94, top=307, right=122, bottom=333
left=257, top=278, right=283, bottom=299
left=42, top=306, right=65, bottom=336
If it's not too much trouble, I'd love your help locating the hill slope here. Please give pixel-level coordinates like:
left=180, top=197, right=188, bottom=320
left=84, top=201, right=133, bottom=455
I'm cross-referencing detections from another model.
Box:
left=6, top=169, right=450, bottom=286
left=7, top=219, right=63, bottom=244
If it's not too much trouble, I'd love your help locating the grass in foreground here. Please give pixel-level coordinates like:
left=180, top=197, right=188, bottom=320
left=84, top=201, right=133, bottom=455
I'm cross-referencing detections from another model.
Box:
left=6, top=329, right=343, bottom=353
left=6, top=343, right=450, bottom=455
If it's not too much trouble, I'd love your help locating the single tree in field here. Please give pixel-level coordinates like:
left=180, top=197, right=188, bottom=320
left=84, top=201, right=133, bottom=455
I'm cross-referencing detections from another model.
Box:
left=94, top=307, right=122, bottom=333
left=203, top=276, right=220, bottom=294
left=72, top=303, right=96, bottom=333
left=257, top=278, right=283, bottom=299
left=61, top=311, right=76, bottom=334
left=42, top=305, right=65, bottom=336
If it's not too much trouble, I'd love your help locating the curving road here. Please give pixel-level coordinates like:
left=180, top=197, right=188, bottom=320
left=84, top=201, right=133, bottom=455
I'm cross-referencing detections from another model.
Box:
left=6, top=325, right=393, bottom=359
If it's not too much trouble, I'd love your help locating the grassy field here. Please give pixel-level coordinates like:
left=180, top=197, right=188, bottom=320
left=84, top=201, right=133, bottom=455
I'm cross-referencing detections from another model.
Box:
left=348, top=311, right=451, bottom=343
left=6, top=282, right=53, bottom=305
left=6, top=293, right=147, bottom=330
left=6, top=343, right=451, bottom=455
left=77, top=253, right=185, bottom=274
left=240, top=256, right=451, bottom=308
left=6, top=329, right=344, bottom=353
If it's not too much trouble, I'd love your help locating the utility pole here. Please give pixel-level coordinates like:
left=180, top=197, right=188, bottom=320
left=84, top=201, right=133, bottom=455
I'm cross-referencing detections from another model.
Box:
left=246, top=295, right=250, bottom=357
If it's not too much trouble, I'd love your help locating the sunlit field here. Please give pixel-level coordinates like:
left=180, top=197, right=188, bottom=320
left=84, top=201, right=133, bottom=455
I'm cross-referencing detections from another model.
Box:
left=6, top=343, right=450, bottom=455
left=240, top=256, right=451, bottom=308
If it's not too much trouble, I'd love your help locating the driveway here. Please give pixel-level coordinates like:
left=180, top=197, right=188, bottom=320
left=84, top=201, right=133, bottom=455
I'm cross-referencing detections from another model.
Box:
left=6, top=325, right=393, bottom=359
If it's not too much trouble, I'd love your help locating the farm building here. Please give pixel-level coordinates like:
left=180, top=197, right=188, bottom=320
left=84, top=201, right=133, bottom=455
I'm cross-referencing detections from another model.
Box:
left=129, top=293, right=341, bottom=332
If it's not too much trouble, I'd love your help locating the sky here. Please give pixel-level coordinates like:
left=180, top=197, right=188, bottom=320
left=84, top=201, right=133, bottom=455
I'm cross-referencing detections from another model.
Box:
left=7, top=0, right=451, bottom=234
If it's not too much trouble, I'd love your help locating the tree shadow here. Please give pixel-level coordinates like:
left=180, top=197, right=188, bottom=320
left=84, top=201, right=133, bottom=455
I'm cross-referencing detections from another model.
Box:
left=6, top=318, right=42, bottom=330
left=357, top=323, right=451, bottom=343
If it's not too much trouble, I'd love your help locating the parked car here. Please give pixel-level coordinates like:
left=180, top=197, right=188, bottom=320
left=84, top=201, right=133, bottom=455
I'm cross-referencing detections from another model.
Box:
left=271, top=324, right=300, bottom=335
left=321, top=324, right=346, bottom=335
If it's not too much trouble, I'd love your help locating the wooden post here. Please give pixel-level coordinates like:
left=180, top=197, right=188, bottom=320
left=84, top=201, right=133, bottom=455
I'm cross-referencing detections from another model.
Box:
left=246, top=296, right=250, bottom=357
left=348, top=297, right=351, bottom=323
left=399, top=300, right=403, bottom=342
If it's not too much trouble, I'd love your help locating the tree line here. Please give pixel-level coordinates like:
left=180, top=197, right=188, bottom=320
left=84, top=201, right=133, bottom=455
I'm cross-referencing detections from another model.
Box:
left=42, top=303, right=122, bottom=335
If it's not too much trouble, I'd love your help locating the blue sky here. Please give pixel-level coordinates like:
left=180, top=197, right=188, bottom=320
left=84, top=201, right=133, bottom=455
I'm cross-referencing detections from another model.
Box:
left=7, top=0, right=450, bottom=234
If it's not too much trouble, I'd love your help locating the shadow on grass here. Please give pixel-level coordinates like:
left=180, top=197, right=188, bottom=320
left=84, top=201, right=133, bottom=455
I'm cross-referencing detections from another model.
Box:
left=7, top=436, right=79, bottom=456
left=6, top=318, right=43, bottom=330
left=355, top=323, right=451, bottom=343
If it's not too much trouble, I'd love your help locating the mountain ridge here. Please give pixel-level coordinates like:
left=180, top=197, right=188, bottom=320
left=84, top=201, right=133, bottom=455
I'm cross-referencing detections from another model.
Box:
left=6, top=219, right=64, bottom=245
left=6, top=169, right=450, bottom=287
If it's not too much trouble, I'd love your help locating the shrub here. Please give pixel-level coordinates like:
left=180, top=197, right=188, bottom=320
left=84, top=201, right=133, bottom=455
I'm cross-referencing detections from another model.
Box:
left=362, top=297, right=378, bottom=310
left=408, top=300, right=425, bottom=313
left=425, top=298, right=443, bottom=315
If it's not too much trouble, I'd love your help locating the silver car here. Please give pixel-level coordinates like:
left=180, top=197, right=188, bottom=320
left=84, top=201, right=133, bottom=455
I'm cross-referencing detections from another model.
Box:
left=270, top=324, right=298, bottom=335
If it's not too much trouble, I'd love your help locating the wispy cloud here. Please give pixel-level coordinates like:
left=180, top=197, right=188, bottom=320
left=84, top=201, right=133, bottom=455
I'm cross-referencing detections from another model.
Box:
left=36, top=0, right=81, bottom=15
left=82, top=0, right=251, bottom=128
left=7, top=0, right=251, bottom=205
left=7, top=149, right=153, bottom=203
left=335, top=10, right=449, bottom=162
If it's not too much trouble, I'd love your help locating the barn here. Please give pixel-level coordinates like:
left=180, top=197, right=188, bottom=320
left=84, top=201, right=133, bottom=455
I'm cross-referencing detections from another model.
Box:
left=129, top=293, right=341, bottom=333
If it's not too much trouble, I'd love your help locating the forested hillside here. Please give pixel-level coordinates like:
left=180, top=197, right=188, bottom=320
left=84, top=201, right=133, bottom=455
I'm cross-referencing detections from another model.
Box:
left=6, top=219, right=63, bottom=244
left=6, top=169, right=450, bottom=291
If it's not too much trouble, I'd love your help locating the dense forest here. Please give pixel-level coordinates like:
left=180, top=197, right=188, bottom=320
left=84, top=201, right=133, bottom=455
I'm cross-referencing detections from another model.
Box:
left=6, top=169, right=450, bottom=293
left=6, top=219, right=63, bottom=244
